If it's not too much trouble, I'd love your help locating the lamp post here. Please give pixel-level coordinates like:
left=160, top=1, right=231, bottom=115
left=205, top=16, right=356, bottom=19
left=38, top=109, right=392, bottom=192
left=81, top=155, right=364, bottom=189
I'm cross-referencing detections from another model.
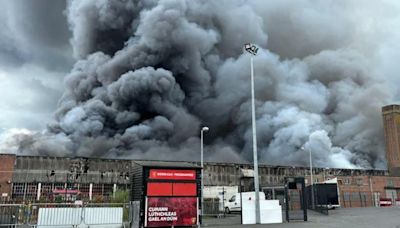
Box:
left=200, top=126, right=209, bottom=223
left=243, top=43, right=260, bottom=224
left=302, top=146, right=314, bottom=209
left=324, top=167, right=329, bottom=181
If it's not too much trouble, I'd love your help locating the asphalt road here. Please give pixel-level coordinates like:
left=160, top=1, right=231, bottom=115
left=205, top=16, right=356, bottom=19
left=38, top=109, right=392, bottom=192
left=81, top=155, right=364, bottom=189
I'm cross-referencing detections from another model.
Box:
left=203, top=207, right=400, bottom=228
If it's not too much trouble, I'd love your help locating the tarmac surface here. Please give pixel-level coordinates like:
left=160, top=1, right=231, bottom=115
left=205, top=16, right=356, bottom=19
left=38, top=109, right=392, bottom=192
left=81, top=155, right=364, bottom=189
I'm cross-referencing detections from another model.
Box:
left=203, top=207, right=400, bottom=228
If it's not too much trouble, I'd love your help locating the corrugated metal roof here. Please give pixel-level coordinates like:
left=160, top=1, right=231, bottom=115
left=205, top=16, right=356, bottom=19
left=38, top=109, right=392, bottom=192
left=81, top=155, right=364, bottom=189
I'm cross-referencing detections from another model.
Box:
left=133, top=160, right=201, bottom=168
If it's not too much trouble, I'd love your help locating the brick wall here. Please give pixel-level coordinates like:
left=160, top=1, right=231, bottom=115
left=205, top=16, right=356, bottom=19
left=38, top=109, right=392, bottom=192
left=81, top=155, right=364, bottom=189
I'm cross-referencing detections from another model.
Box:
left=382, top=104, right=400, bottom=175
left=0, top=154, right=16, bottom=198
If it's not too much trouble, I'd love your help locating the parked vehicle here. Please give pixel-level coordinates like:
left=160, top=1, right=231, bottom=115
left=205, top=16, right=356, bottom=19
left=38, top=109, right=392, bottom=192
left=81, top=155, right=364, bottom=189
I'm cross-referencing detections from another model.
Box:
left=224, top=191, right=265, bottom=213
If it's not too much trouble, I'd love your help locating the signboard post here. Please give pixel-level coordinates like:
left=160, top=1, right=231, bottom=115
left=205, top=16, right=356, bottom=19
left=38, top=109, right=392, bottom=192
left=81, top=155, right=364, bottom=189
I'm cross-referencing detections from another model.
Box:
left=132, top=163, right=201, bottom=227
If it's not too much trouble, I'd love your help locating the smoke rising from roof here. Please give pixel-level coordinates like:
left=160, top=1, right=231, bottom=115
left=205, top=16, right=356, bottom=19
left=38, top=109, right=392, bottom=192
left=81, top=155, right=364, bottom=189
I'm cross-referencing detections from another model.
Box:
left=2, top=0, right=400, bottom=169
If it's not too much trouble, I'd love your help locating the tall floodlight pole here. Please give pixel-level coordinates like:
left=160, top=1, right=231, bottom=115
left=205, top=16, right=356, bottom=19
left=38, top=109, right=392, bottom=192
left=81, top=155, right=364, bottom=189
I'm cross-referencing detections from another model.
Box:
left=244, top=43, right=260, bottom=224
left=200, top=126, right=209, bottom=224
left=302, top=146, right=315, bottom=209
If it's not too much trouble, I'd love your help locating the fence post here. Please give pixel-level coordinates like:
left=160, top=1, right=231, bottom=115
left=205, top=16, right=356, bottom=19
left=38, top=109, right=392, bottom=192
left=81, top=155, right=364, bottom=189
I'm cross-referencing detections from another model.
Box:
left=222, top=186, right=225, bottom=216
left=349, top=193, right=352, bottom=208
left=342, top=192, right=346, bottom=208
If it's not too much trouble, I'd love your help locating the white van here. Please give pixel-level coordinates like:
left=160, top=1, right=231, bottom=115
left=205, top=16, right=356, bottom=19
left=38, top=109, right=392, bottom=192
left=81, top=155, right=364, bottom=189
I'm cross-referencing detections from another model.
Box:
left=224, top=191, right=265, bottom=213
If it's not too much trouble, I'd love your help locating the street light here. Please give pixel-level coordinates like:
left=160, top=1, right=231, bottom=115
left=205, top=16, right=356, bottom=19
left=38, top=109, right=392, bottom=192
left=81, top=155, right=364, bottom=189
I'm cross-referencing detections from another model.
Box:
left=301, top=146, right=314, bottom=209
left=324, top=167, right=329, bottom=181
left=200, top=126, right=209, bottom=223
left=243, top=43, right=261, bottom=224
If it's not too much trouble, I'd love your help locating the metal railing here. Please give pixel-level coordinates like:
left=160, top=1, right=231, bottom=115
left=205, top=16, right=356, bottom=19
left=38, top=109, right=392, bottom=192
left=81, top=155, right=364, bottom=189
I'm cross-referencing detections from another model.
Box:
left=0, top=204, right=24, bottom=227
left=203, top=199, right=222, bottom=216
left=341, top=192, right=375, bottom=208
left=0, top=202, right=132, bottom=227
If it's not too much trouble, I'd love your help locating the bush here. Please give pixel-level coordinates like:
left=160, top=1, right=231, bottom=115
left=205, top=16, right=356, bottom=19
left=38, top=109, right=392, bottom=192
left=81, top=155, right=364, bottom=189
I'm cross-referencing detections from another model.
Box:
left=111, top=190, right=129, bottom=203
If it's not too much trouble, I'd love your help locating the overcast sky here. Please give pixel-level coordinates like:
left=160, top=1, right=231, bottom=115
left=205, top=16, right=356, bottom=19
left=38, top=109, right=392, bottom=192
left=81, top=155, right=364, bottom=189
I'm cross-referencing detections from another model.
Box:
left=0, top=0, right=72, bottom=132
left=2, top=0, right=400, bottom=167
left=2, top=0, right=400, bottom=135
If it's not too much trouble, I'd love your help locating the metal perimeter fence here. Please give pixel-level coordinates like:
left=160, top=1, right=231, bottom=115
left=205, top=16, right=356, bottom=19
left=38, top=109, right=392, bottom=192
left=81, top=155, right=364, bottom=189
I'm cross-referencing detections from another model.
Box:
left=341, top=191, right=376, bottom=208
left=0, top=202, right=135, bottom=227
left=306, top=190, right=397, bottom=215
left=203, top=198, right=223, bottom=216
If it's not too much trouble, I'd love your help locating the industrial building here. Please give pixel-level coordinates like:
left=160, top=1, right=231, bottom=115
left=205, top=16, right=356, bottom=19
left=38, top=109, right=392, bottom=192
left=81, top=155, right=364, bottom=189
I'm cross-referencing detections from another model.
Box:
left=0, top=105, right=400, bottom=206
left=0, top=153, right=399, bottom=207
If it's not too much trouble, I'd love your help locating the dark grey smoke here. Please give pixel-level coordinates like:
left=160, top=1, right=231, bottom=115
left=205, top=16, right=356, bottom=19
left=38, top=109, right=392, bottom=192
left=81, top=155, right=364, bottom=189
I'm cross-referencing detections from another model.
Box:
left=3, top=0, right=400, bottom=169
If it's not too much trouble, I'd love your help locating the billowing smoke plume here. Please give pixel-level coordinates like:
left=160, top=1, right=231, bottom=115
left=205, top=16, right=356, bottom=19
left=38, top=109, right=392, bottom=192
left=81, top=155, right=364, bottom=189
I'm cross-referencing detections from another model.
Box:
left=2, top=0, right=400, bottom=169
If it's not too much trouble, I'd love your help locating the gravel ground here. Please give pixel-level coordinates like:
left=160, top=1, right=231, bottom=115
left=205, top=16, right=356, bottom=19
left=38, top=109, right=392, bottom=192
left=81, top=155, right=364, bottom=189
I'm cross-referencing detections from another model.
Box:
left=203, top=207, right=400, bottom=228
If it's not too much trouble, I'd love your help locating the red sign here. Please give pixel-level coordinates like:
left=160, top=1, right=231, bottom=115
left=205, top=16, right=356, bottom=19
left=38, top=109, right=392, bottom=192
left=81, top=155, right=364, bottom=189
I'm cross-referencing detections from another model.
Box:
left=145, top=197, right=198, bottom=227
left=147, top=183, right=197, bottom=196
left=149, top=169, right=196, bottom=180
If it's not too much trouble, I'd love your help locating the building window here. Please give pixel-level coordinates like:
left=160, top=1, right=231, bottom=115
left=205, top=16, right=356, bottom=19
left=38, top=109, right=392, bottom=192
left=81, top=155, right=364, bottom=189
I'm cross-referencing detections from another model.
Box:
left=12, top=183, right=25, bottom=198
left=79, top=183, right=90, bottom=200
left=40, top=183, right=53, bottom=201
left=343, top=192, right=350, bottom=200
left=92, top=184, right=103, bottom=197
left=53, top=183, right=65, bottom=190
left=356, top=178, right=363, bottom=186
left=344, top=178, right=351, bottom=185
left=25, top=183, right=37, bottom=200
left=387, top=179, right=394, bottom=187
left=352, top=192, right=360, bottom=200
left=103, top=184, right=114, bottom=200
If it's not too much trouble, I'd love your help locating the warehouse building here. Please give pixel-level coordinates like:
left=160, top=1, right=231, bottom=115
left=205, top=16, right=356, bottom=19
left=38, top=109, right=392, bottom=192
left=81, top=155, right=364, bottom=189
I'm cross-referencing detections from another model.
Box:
left=0, top=105, right=400, bottom=205
left=0, top=153, right=399, bottom=207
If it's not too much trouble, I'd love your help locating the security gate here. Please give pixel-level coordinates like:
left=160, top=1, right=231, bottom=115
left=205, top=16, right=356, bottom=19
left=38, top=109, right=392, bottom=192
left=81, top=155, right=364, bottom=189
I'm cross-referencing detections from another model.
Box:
left=284, top=177, right=307, bottom=222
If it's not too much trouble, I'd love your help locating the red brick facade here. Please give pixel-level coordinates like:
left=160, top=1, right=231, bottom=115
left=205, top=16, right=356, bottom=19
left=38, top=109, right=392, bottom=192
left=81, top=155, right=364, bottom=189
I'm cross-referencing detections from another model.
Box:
left=382, top=105, right=400, bottom=175
left=0, top=154, right=15, bottom=199
left=306, top=174, right=400, bottom=207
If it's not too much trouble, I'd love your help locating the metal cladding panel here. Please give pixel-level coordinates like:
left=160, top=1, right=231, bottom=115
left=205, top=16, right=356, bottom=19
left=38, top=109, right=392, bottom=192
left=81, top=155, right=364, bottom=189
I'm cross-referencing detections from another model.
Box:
left=130, top=162, right=144, bottom=202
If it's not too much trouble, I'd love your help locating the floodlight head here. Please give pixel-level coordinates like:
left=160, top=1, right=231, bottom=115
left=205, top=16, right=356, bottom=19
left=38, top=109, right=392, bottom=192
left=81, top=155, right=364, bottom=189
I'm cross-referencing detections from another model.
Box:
left=244, top=43, right=258, bottom=55
left=201, top=126, right=209, bottom=132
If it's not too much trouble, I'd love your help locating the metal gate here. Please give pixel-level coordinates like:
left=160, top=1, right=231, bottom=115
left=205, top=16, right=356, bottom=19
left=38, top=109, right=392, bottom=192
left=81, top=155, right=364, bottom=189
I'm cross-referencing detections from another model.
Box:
left=284, top=177, right=307, bottom=222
